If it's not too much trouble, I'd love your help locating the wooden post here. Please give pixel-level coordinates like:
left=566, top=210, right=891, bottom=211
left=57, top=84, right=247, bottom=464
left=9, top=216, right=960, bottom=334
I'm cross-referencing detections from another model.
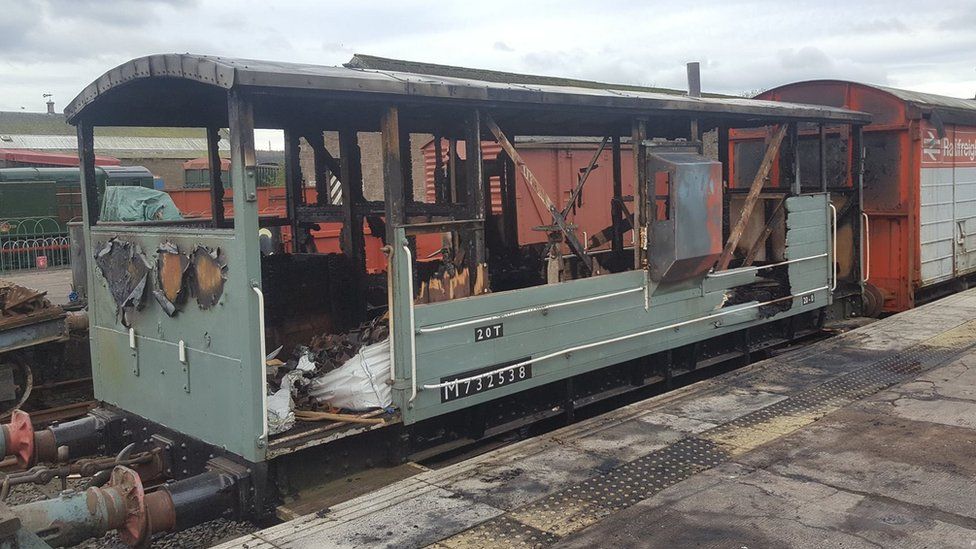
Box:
left=381, top=107, right=407, bottom=242
left=448, top=138, right=459, bottom=203
left=338, top=129, right=365, bottom=261
left=305, top=131, right=340, bottom=206
left=283, top=128, right=303, bottom=252
left=338, top=128, right=366, bottom=323
left=632, top=119, right=648, bottom=269
left=77, top=123, right=98, bottom=226
left=716, top=124, right=787, bottom=271
left=207, top=127, right=225, bottom=227
left=465, top=110, right=486, bottom=269
left=611, top=134, right=624, bottom=254
left=789, top=122, right=801, bottom=195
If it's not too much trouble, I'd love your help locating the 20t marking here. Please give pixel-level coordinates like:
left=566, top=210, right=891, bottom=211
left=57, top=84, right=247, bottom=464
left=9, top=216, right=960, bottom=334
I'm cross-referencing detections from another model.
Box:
left=475, top=323, right=503, bottom=342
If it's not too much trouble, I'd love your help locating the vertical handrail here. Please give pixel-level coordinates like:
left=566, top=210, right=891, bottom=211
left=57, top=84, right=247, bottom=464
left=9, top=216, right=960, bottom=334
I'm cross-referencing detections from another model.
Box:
left=829, top=203, right=838, bottom=291
left=252, top=286, right=268, bottom=448
left=861, top=212, right=870, bottom=282
left=403, top=244, right=418, bottom=404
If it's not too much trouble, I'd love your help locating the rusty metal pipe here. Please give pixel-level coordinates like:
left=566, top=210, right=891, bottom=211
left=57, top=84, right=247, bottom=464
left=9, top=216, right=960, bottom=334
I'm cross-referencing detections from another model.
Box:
left=10, top=466, right=239, bottom=547
left=12, top=467, right=146, bottom=547
left=0, top=411, right=116, bottom=467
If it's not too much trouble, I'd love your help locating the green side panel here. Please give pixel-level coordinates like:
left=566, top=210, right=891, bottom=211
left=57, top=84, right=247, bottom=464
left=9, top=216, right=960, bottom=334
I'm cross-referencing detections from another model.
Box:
left=396, top=193, right=834, bottom=425
left=785, top=193, right=831, bottom=298
left=88, top=225, right=264, bottom=461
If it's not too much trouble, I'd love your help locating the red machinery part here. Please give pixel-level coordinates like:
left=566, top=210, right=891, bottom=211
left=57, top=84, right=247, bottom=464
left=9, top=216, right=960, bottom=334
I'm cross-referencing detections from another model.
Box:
left=4, top=410, right=35, bottom=468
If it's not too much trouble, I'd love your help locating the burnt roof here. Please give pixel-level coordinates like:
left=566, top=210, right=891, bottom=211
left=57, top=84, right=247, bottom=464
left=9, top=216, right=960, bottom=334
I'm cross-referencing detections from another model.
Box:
left=345, top=54, right=732, bottom=99
left=65, top=54, right=870, bottom=133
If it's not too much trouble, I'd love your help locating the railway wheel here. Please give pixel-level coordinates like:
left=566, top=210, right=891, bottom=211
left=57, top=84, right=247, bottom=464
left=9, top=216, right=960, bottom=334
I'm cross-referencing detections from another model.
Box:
left=862, top=283, right=885, bottom=318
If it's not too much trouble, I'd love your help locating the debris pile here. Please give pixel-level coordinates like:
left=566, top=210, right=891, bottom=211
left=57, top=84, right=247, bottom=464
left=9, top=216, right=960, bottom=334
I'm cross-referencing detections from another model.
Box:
left=306, top=316, right=389, bottom=373
left=0, top=282, right=59, bottom=327
left=266, top=315, right=391, bottom=435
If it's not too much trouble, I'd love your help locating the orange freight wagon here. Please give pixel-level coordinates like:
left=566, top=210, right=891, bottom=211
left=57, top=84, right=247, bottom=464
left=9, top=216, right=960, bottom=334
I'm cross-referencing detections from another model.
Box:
left=745, top=81, right=976, bottom=312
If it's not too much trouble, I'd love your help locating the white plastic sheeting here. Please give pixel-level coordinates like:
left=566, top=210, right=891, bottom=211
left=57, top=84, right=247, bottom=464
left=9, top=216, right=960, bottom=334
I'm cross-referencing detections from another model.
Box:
left=309, top=339, right=392, bottom=411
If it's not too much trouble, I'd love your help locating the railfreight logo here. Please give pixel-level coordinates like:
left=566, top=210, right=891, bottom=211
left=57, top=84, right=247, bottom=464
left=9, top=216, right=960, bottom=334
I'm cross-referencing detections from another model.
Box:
left=922, top=128, right=976, bottom=165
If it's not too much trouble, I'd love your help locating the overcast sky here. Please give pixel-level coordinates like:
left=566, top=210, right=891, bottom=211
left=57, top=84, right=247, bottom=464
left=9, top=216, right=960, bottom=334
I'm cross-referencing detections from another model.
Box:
left=2, top=0, right=974, bottom=119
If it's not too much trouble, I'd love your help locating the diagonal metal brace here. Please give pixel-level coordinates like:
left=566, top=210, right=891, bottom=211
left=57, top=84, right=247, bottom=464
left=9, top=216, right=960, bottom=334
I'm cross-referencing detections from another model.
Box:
left=484, top=113, right=592, bottom=273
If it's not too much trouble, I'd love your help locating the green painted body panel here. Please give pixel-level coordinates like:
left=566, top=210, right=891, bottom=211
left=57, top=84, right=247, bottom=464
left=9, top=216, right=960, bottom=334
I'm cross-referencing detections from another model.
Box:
left=87, top=225, right=265, bottom=461
left=395, top=194, right=833, bottom=424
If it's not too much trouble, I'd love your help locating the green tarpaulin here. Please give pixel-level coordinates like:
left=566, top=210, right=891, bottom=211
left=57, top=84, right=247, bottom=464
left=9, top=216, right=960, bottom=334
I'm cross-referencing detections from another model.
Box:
left=100, top=186, right=183, bottom=222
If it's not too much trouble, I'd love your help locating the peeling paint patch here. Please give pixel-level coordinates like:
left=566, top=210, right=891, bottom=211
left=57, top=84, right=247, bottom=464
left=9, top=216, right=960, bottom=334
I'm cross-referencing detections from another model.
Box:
left=94, top=238, right=152, bottom=326
left=190, top=245, right=227, bottom=309
left=153, top=241, right=190, bottom=316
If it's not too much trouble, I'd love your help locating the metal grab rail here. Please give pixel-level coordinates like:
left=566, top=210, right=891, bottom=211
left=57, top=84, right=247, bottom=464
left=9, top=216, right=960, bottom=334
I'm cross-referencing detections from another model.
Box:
left=706, top=254, right=828, bottom=278
left=403, top=245, right=418, bottom=405
left=421, top=286, right=829, bottom=391
left=829, top=203, right=838, bottom=291
left=253, top=286, right=268, bottom=448
left=416, top=287, right=644, bottom=334
left=862, top=212, right=870, bottom=282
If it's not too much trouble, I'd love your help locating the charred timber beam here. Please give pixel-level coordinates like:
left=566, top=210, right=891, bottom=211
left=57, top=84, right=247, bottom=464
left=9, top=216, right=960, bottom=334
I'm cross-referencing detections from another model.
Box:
left=716, top=124, right=787, bottom=271
left=207, top=127, right=225, bottom=227
left=338, top=129, right=365, bottom=268
left=380, top=106, right=407, bottom=239
left=789, top=122, right=801, bottom=195
left=304, top=131, right=340, bottom=206
left=611, top=135, right=624, bottom=253
left=632, top=119, right=648, bottom=269
left=77, top=123, right=98, bottom=226
left=283, top=128, right=303, bottom=252
left=465, top=110, right=486, bottom=269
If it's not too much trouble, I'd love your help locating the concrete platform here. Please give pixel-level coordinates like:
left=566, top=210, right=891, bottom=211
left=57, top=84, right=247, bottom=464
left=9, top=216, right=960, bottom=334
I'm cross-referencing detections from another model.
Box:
left=217, top=289, right=976, bottom=549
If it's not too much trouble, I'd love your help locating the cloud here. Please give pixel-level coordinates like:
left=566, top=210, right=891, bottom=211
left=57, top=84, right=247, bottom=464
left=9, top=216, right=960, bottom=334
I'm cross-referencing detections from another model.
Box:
left=777, top=47, right=833, bottom=71
left=1, top=0, right=974, bottom=113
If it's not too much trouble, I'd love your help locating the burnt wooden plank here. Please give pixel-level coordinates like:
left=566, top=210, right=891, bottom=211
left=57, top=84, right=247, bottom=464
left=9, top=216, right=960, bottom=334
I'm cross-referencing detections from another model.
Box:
left=466, top=110, right=486, bottom=268
left=207, top=127, right=225, bottom=226
left=338, top=129, right=365, bottom=264
left=305, top=131, right=340, bottom=206
left=632, top=119, right=648, bottom=268
left=611, top=135, right=624, bottom=253
left=283, top=128, right=304, bottom=251
left=381, top=106, right=407, bottom=240
left=77, top=123, right=98, bottom=225
left=716, top=124, right=787, bottom=271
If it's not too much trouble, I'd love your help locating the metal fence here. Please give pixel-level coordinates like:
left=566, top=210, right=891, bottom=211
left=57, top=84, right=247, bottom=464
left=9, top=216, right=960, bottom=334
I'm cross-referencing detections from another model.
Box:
left=0, top=217, right=73, bottom=274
